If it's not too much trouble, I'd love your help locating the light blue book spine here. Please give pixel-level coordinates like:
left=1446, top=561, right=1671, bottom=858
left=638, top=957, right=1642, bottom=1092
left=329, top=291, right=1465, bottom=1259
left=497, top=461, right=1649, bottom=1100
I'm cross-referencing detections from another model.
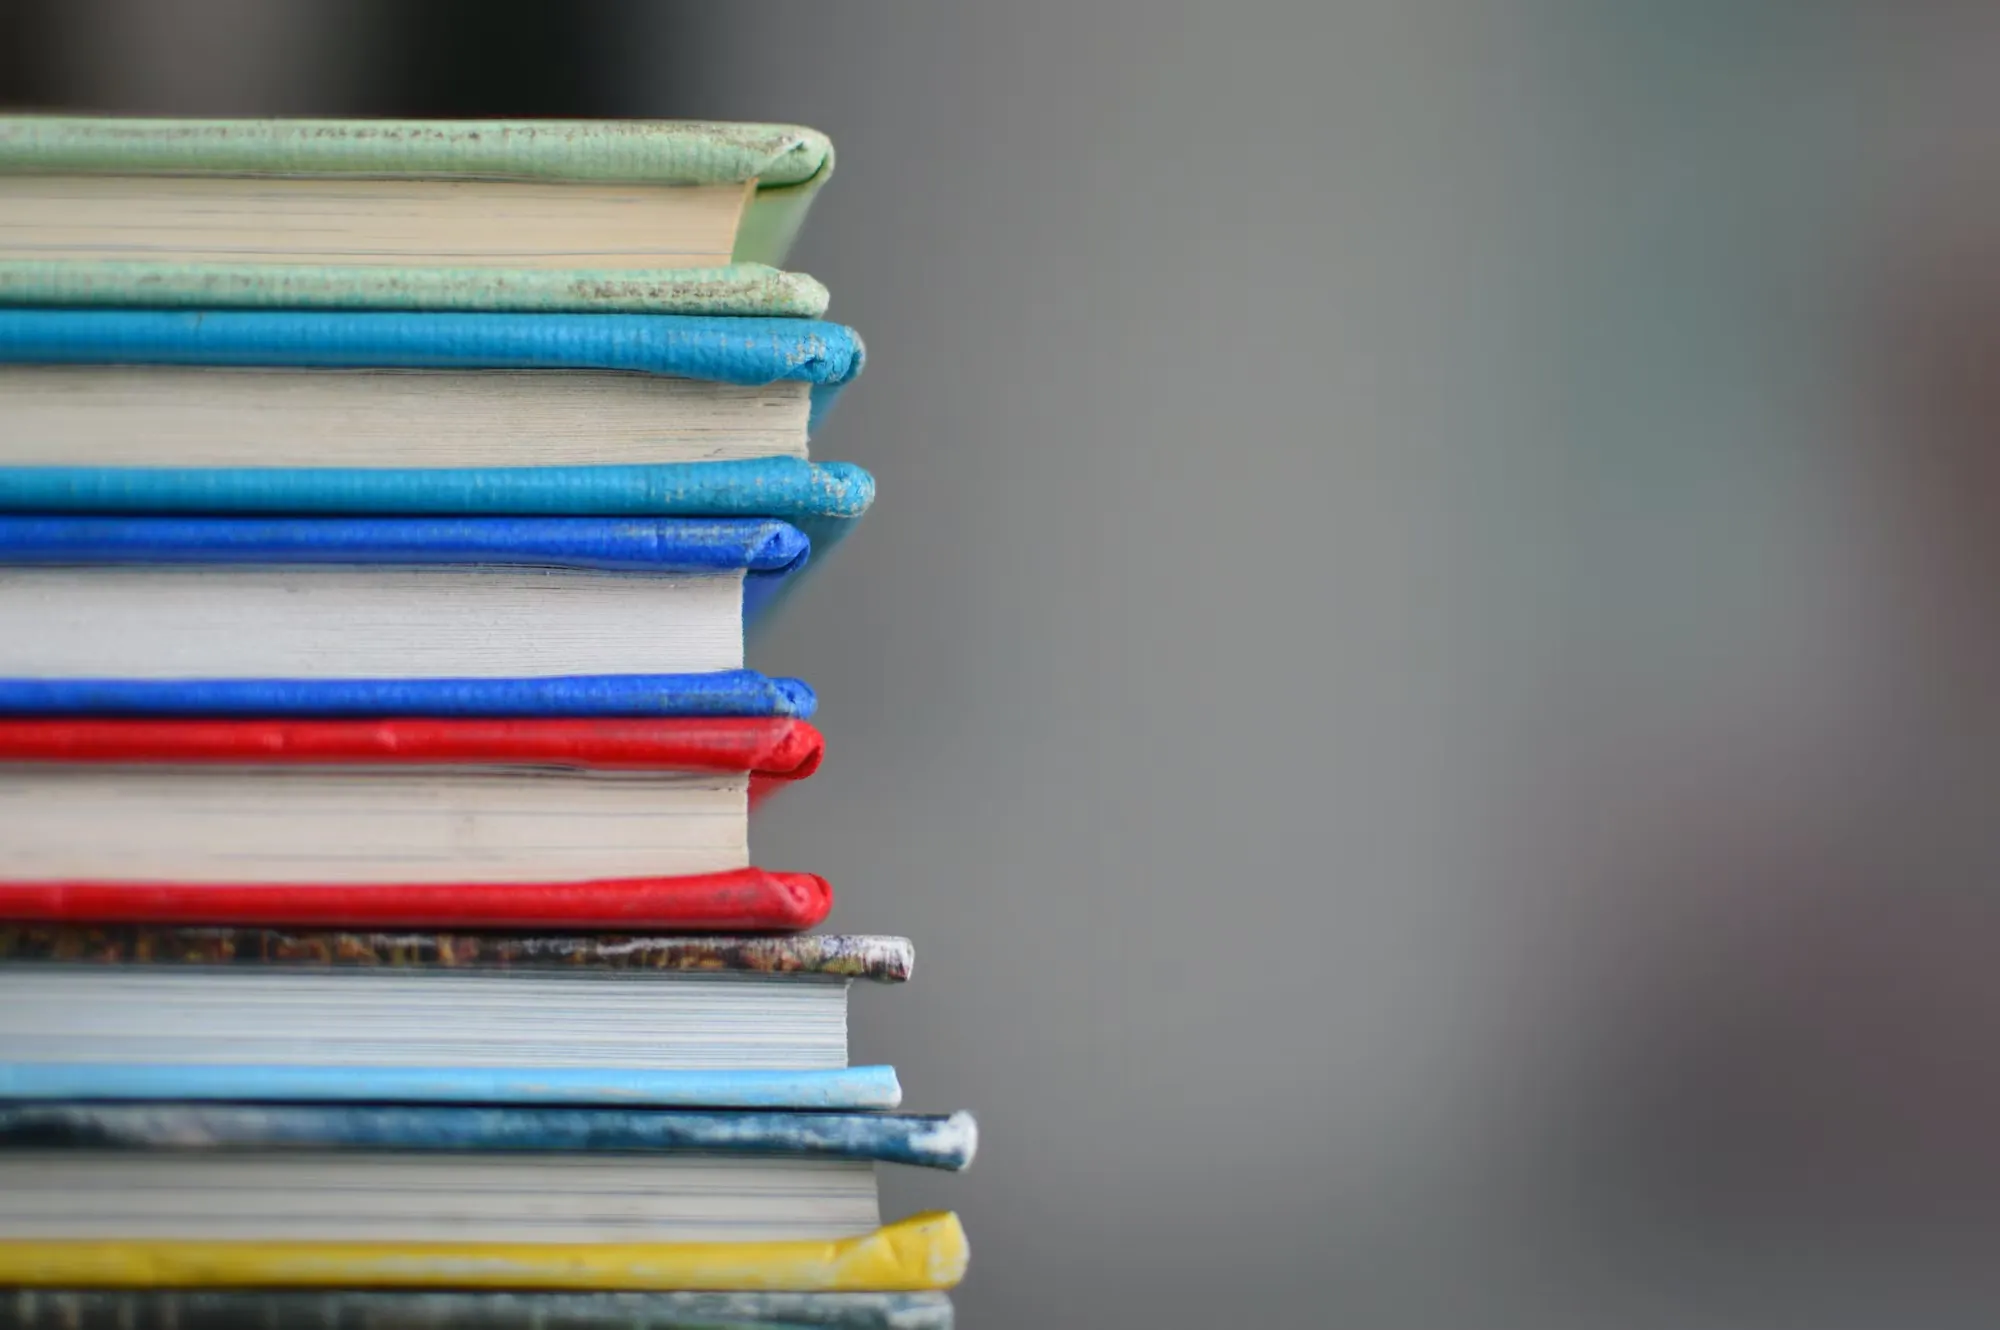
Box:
left=0, top=1065, right=903, bottom=1111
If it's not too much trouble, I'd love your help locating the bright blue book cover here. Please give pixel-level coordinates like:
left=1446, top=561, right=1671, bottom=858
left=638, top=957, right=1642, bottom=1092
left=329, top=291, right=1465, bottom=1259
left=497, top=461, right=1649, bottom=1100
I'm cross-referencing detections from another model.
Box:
left=0, top=1065, right=902, bottom=1112
left=0, top=1105, right=977, bottom=1171
left=0, top=310, right=864, bottom=429
left=0, top=672, right=815, bottom=718
left=0, top=458, right=876, bottom=560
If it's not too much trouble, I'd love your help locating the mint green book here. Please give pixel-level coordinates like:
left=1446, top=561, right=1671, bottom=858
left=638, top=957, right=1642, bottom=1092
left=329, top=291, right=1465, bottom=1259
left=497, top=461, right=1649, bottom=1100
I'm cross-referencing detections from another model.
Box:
left=0, top=117, right=834, bottom=315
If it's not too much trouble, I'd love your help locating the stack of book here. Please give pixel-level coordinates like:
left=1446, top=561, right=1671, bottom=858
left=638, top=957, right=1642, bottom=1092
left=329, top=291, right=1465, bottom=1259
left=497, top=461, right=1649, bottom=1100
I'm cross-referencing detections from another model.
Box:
left=0, top=117, right=969, bottom=1330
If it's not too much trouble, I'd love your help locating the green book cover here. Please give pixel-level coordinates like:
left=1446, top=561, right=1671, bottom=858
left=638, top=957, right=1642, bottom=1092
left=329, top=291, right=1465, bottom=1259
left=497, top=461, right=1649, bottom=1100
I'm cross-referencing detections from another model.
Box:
left=0, top=118, right=835, bottom=315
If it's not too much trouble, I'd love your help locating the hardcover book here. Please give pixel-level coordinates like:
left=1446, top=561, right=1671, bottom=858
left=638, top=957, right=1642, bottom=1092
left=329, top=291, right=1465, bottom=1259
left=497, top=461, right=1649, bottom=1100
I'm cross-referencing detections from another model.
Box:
left=0, top=309, right=865, bottom=463
left=0, top=930, right=913, bottom=1110
left=0, top=117, right=836, bottom=314
left=0, top=1106, right=975, bottom=1251
left=0, top=717, right=827, bottom=928
left=0, top=515, right=808, bottom=683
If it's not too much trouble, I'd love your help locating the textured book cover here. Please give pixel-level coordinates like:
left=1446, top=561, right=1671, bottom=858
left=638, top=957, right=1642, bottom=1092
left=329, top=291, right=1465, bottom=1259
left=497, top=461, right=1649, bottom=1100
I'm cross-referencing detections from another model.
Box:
left=0, top=117, right=836, bottom=312
left=0, top=1289, right=954, bottom=1330
left=0, top=310, right=864, bottom=428
left=0, top=459, right=876, bottom=563
left=0, top=1105, right=977, bottom=1171
left=0, top=672, right=817, bottom=719
left=0, top=514, right=808, bottom=575
left=0, top=1212, right=968, bottom=1291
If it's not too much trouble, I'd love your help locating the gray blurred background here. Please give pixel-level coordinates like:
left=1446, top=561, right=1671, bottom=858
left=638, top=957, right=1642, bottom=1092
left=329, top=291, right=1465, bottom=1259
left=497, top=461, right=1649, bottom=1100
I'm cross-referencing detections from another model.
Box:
left=7, top=2, right=2000, bottom=1325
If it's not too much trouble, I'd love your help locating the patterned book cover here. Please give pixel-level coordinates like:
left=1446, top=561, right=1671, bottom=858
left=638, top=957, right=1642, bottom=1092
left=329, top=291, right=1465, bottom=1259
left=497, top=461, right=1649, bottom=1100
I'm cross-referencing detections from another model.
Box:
left=0, top=928, right=914, bottom=980
left=0, top=1105, right=977, bottom=1171
left=0, top=1289, right=953, bottom=1330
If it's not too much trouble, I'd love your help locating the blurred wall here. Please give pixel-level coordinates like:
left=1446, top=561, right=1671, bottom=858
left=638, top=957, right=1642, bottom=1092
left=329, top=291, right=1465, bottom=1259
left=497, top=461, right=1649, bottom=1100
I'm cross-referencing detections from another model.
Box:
left=8, top=2, right=2000, bottom=1326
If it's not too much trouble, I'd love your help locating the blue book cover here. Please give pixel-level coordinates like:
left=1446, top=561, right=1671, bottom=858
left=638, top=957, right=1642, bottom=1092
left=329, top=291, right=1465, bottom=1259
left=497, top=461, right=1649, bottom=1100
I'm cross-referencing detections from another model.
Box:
left=0, top=1105, right=977, bottom=1171
left=0, top=672, right=815, bottom=718
left=0, top=1065, right=902, bottom=1112
left=0, top=310, right=864, bottom=429
left=0, top=1289, right=955, bottom=1330
left=0, top=458, right=876, bottom=561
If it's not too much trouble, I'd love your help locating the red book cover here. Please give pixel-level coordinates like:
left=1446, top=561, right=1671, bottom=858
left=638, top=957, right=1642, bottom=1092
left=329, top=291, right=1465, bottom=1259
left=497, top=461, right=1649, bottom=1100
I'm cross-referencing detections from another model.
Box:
left=0, top=717, right=830, bottom=931
left=0, top=868, right=832, bottom=932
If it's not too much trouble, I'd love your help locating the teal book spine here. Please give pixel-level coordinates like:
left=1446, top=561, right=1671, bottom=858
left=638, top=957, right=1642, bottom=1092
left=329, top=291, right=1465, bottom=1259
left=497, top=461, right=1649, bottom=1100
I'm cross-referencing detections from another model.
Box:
left=0, top=459, right=875, bottom=560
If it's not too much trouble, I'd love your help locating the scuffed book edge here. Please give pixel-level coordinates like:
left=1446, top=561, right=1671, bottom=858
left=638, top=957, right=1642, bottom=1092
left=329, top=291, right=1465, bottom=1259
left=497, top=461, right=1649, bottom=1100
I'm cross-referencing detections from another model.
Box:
left=0, top=928, right=915, bottom=980
left=0, top=119, right=833, bottom=188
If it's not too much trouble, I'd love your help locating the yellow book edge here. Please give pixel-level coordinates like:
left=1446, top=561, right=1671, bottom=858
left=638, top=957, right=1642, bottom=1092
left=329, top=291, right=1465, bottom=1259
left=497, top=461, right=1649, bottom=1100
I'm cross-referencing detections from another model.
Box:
left=0, top=1212, right=966, bottom=1292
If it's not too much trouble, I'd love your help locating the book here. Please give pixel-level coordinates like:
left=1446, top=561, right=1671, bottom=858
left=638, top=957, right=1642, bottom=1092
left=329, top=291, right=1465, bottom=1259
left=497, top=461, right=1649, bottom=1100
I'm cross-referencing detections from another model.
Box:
left=0, top=1212, right=967, bottom=1291
left=0, top=117, right=835, bottom=314
left=0, top=717, right=826, bottom=927
left=0, top=1290, right=957, bottom=1330
left=0, top=516, right=807, bottom=681
left=0, top=929, right=912, bottom=1110
left=0, top=310, right=865, bottom=466
left=0, top=1105, right=975, bottom=1245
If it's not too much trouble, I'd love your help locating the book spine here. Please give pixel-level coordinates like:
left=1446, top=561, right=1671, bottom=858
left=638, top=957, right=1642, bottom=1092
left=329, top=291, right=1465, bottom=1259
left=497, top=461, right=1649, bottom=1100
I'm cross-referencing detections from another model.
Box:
left=0, top=869, right=831, bottom=932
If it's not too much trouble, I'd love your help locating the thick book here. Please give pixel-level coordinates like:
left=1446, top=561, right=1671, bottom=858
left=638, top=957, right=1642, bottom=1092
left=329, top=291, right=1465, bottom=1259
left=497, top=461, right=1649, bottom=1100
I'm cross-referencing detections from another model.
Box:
left=0, top=929, right=910, bottom=1110
left=0, top=515, right=807, bottom=681
left=0, top=1212, right=967, bottom=1291
left=0, top=1290, right=955, bottom=1330
left=0, top=1106, right=974, bottom=1248
left=0, top=117, right=834, bottom=314
left=0, top=717, right=826, bottom=928
left=0, top=310, right=865, bottom=466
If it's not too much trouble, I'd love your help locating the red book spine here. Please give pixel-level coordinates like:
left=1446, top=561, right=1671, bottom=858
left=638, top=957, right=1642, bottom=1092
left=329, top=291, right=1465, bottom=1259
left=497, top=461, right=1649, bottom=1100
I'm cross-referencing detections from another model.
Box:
left=0, top=868, right=832, bottom=932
